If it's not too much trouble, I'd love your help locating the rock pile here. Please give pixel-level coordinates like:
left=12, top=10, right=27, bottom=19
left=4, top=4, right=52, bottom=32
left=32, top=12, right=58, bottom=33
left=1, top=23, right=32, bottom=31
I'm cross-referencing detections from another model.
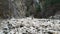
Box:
left=0, top=17, right=60, bottom=34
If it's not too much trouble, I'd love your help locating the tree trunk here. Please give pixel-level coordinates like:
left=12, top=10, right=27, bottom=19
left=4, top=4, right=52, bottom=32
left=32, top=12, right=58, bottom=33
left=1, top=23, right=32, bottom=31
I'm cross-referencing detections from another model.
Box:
left=9, top=0, right=27, bottom=18
left=0, top=0, right=27, bottom=19
left=0, top=0, right=9, bottom=19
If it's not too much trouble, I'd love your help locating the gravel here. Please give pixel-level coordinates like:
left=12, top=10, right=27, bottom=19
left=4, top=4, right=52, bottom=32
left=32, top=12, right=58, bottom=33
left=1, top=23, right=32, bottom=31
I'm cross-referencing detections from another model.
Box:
left=0, top=17, right=60, bottom=34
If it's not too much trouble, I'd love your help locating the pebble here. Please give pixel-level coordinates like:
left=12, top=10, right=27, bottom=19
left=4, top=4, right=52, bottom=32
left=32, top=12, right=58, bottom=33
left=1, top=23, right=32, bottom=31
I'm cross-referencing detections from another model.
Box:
left=0, top=17, right=60, bottom=34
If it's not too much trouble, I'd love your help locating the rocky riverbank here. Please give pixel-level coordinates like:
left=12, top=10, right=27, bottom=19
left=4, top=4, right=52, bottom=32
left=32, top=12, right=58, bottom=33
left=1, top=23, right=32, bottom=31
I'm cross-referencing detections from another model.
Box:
left=0, top=17, right=60, bottom=34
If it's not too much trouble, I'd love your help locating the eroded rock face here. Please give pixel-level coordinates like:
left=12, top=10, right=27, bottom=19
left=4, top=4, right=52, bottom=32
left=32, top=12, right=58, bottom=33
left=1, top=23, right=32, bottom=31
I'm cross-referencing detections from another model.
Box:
left=0, top=17, right=60, bottom=34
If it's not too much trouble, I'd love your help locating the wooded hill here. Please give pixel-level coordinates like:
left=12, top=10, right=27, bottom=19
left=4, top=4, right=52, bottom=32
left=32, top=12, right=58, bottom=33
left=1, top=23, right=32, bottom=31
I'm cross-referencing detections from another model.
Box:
left=0, top=0, right=60, bottom=19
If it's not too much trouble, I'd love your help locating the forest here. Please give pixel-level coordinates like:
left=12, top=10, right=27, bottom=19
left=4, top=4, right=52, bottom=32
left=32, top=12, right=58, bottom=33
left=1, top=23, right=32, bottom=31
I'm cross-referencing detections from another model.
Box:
left=0, top=0, right=60, bottom=19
